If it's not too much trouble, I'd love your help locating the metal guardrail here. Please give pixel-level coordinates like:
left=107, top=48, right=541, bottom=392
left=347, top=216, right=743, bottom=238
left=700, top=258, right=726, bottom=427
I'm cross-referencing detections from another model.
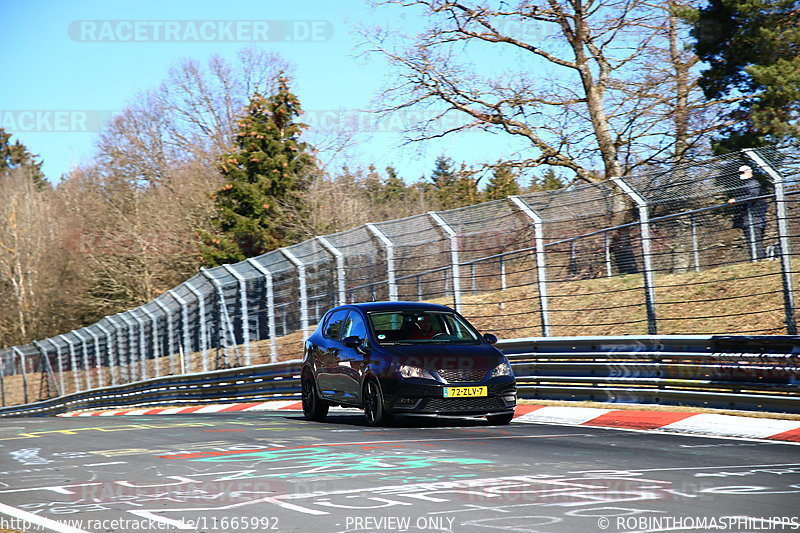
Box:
left=1, top=335, right=798, bottom=417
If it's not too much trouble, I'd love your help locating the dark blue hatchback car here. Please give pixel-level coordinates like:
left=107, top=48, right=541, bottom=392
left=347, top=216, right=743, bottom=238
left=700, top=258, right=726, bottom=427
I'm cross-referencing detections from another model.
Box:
left=301, top=301, right=517, bottom=426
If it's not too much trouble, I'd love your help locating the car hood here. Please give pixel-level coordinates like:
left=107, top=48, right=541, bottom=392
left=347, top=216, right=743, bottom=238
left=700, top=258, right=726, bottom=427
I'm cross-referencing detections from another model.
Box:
left=378, top=343, right=504, bottom=371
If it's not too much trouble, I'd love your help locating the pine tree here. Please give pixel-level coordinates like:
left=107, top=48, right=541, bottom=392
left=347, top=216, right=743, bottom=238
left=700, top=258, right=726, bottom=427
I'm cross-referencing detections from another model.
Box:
left=691, top=0, right=800, bottom=151
left=0, top=128, right=47, bottom=187
left=200, top=77, right=315, bottom=266
left=485, top=164, right=521, bottom=200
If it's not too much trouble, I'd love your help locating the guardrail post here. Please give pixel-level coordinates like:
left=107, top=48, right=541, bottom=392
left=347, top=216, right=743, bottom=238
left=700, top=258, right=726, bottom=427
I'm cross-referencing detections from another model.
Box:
left=365, top=224, right=398, bottom=302
left=12, top=347, right=28, bottom=404
left=223, top=265, right=251, bottom=366
left=428, top=213, right=461, bottom=312
left=72, top=330, right=93, bottom=390
left=744, top=149, right=797, bottom=334
left=96, top=323, right=118, bottom=386
left=140, top=307, right=161, bottom=378
left=610, top=177, right=658, bottom=335
left=247, top=258, right=278, bottom=363
left=155, top=299, right=177, bottom=375
left=167, top=290, right=192, bottom=374
left=281, top=249, right=310, bottom=339
left=508, top=196, right=551, bottom=336
left=184, top=281, right=209, bottom=372
left=317, top=236, right=347, bottom=306
left=59, top=334, right=81, bottom=393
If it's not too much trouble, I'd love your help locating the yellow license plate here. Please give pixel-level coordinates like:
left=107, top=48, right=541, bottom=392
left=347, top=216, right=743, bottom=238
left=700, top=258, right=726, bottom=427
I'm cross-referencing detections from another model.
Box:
left=444, top=386, right=487, bottom=398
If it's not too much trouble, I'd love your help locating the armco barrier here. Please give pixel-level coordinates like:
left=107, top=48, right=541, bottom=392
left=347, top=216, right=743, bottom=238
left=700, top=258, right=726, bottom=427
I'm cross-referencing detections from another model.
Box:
left=0, top=336, right=798, bottom=417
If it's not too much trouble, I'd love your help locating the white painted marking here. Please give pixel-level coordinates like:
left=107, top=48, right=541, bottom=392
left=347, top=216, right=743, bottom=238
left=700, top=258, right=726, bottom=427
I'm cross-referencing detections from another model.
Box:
left=0, top=501, right=91, bottom=532
left=516, top=406, right=614, bottom=425
left=98, top=411, right=123, bottom=416
left=194, top=404, right=231, bottom=413
left=123, top=409, right=153, bottom=416
left=243, top=401, right=298, bottom=411
left=83, top=461, right=127, bottom=467
left=660, top=414, right=800, bottom=439
left=576, top=463, right=800, bottom=475
left=128, top=510, right=194, bottom=530
left=157, top=407, right=189, bottom=414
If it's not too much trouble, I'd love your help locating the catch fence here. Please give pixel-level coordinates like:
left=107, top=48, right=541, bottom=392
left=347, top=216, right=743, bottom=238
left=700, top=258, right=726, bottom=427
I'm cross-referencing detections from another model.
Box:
left=1, top=146, right=799, bottom=406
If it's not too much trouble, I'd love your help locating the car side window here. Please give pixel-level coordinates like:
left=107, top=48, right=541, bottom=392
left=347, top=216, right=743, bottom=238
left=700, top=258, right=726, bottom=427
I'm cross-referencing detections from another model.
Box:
left=342, top=311, right=367, bottom=340
left=323, top=309, right=349, bottom=340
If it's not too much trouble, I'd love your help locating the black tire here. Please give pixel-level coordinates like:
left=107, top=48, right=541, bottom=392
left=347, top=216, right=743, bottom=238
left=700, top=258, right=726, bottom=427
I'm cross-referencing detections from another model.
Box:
left=363, top=378, right=392, bottom=426
left=302, top=375, right=328, bottom=422
left=486, top=412, right=514, bottom=425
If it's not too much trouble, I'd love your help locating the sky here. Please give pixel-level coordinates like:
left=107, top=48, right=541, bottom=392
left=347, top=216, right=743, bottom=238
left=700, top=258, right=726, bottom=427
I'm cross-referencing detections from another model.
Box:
left=0, top=0, right=525, bottom=184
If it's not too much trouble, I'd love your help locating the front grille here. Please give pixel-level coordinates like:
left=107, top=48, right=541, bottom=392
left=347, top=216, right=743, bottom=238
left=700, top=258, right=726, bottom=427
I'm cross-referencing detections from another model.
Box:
left=425, top=397, right=505, bottom=412
left=437, top=369, right=487, bottom=383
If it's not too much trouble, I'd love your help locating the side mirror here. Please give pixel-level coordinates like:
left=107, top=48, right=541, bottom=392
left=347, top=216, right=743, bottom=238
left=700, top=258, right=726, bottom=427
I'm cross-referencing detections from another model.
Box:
left=483, top=333, right=498, bottom=345
left=342, top=335, right=362, bottom=349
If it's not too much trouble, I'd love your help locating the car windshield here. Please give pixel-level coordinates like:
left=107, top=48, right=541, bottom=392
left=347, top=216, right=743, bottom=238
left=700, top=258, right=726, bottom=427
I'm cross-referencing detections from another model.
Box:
left=368, top=311, right=480, bottom=344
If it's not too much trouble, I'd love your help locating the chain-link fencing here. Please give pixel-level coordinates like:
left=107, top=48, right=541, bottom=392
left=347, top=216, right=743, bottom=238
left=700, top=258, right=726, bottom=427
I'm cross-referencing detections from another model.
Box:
left=1, top=146, right=798, bottom=406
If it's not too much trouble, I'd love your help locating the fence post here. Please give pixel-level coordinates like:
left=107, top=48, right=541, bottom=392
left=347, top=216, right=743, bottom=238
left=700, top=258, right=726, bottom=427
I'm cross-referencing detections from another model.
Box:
left=140, top=307, right=161, bottom=378
left=72, top=329, right=93, bottom=390
left=365, top=224, right=398, bottom=302
left=610, top=177, right=658, bottom=335
left=604, top=232, right=613, bottom=277
left=201, top=269, right=238, bottom=369
left=13, top=347, right=28, bottom=404
left=0, top=352, right=5, bottom=407
left=126, top=311, right=146, bottom=381
left=167, top=290, right=192, bottom=374
left=247, top=258, right=278, bottom=363
left=184, top=281, right=209, bottom=372
left=104, top=316, right=127, bottom=383
left=223, top=265, right=251, bottom=366
left=47, top=339, right=65, bottom=396
left=690, top=214, right=701, bottom=272
left=96, top=323, right=118, bottom=386
left=155, top=299, right=177, bottom=376
left=85, top=328, right=105, bottom=388
left=744, top=149, right=797, bottom=334
left=59, top=334, right=81, bottom=393
left=317, top=236, right=347, bottom=306
left=118, top=313, right=138, bottom=382
left=281, top=249, right=311, bottom=338
left=428, top=213, right=461, bottom=312
left=35, top=340, right=62, bottom=398
left=508, top=196, right=551, bottom=336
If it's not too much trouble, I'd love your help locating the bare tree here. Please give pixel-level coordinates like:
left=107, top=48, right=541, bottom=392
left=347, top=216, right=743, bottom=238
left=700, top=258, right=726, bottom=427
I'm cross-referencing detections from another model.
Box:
left=363, top=0, right=729, bottom=181
left=0, top=169, right=76, bottom=345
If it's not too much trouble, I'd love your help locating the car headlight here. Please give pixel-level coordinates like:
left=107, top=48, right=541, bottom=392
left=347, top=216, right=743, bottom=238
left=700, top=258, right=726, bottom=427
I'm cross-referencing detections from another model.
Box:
left=398, top=364, right=435, bottom=380
left=491, top=361, right=513, bottom=378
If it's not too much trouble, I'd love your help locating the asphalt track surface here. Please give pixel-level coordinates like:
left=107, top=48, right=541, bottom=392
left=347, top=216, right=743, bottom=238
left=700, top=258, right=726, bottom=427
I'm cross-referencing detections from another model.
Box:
left=0, top=411, right=799, bottom=533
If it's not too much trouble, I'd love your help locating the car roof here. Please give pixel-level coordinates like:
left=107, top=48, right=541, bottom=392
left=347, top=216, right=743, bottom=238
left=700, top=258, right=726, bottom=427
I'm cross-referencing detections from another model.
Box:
left=328, top=301, right=455, bottom=313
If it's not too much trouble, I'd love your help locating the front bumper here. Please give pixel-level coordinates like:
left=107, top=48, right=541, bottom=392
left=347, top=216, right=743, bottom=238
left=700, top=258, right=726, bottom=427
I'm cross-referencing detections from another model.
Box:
left=383, top=376, right=517, bottom=416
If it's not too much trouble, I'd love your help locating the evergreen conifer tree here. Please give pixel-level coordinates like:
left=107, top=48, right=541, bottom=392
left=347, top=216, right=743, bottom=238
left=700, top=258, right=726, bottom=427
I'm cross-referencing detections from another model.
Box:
left=0, top=128, right=47, bottom=187
left=201, top=77, right=315, bottom=266
left=485, top=164, right=521, bottom=200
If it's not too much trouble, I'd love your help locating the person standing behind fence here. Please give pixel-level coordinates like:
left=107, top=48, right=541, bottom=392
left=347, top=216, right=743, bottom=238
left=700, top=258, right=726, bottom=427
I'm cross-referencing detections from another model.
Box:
left=727, top=165, right=769, bottom=260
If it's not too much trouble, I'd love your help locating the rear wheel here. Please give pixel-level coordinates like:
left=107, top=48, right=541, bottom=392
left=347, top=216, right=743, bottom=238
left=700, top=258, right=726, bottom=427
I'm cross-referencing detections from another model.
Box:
left=363, top=378, right=392, bottom=426
left=302, top=375, right=328, bottom=422
left=486, top=412, right=514, bottom=425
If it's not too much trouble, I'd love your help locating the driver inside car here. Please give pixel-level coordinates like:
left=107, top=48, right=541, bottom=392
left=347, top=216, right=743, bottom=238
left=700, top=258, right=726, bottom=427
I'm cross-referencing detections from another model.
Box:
left=407, top=314, right=436, bottom=339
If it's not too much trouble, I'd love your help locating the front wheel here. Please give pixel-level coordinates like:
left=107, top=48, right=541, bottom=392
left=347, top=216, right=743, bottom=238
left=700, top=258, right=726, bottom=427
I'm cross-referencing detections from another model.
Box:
left=363, top=379, right=392, bottom=426
left=302, top=375, right=328, bottom=422
left=486, top=412, right=514, bottom=425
